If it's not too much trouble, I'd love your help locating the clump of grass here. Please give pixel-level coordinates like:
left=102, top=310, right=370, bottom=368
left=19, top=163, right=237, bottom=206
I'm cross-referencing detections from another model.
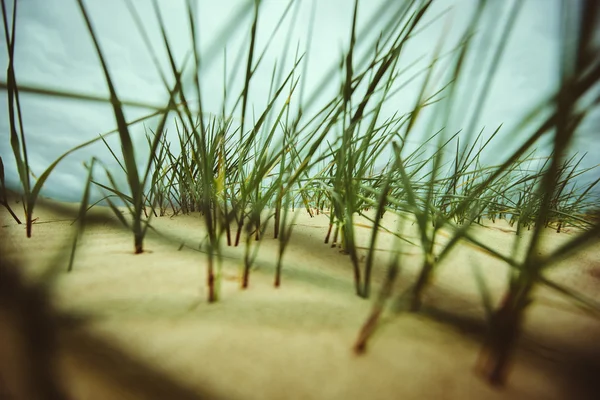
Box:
left=2, top=0, right=600, bottom=391
left=474, top=2, right=600, bottom=383
left=76, top=0, right=180, bottom=254
left=1, top=0, right=173, bottom=241
left=351, top=0, right=600, bottom=388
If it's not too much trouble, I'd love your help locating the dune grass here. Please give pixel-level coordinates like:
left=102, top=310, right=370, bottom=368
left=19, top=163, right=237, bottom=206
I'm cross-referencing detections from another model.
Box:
left=2, top=0, right=599, bottom=389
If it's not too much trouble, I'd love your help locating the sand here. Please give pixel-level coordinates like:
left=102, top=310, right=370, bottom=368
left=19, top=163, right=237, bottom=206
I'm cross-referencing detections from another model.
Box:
left=1, top=197, right=599, bottom=399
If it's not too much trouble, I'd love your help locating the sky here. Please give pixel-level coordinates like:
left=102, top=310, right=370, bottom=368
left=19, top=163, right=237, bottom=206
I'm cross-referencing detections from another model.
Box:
left=0, top=0, right=598, bottom=202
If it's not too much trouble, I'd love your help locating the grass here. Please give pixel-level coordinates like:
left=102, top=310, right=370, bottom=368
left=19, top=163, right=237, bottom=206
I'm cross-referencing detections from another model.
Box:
left=2, top=0, right=599, bottom=391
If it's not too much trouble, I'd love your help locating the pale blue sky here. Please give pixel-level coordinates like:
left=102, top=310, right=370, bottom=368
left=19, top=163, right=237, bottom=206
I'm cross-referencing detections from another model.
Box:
left=1, top=0, right=598, bottom=201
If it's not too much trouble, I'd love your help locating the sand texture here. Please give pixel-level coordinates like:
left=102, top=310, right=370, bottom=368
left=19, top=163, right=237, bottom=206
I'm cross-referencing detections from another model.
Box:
left=1, top=197, right=600, bottom=400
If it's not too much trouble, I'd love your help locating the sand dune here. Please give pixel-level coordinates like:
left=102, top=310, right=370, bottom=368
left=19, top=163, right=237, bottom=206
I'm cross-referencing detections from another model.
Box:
left=1, top=197, right=599, bottom=399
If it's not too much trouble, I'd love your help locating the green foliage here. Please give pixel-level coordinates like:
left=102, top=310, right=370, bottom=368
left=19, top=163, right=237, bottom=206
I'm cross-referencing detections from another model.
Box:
left=2, top=0, right=599, bottom=389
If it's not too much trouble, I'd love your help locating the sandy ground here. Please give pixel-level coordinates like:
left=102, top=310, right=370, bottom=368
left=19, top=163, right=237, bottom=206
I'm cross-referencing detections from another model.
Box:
left=1, top=197, right=600, bottom=399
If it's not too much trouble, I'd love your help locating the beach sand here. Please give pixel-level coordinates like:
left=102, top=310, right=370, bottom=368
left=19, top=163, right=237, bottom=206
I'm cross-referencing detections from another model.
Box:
left=1, top=197, right=599, bottom=399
